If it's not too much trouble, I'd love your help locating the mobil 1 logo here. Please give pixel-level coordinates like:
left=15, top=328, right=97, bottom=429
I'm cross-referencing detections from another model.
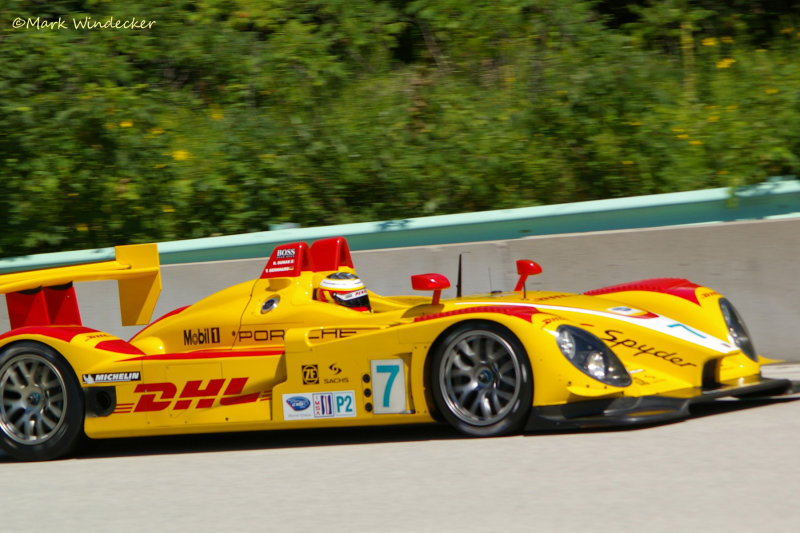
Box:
left=183, top=327, right=221, bottom=346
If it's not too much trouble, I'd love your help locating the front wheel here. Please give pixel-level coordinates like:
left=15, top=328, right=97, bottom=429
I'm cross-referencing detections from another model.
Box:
left=0, top=342, right=84, bottom=461
left=430, top=322, right=533, bottom=436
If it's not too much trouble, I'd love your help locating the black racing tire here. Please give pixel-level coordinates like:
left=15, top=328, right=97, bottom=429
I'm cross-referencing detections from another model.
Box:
left=430, top=321, right=533, bottom=437
left=0, top=342, right=85, bottom=461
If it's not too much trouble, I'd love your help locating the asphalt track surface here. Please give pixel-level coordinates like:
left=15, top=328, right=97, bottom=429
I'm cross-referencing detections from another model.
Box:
left=0, top=365, right=798, bottom=532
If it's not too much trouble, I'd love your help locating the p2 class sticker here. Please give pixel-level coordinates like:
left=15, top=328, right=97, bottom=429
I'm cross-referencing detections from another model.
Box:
left=313, top=391, right=356, bottom=418
left=370, top=359, right=407, bottom=414
left=282, top=391, right=357, bottom=421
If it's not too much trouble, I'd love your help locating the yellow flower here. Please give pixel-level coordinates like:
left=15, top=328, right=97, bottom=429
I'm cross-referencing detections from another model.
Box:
left=689, top=140, right=703, bottom=146
left=716, top=58, right=736, bottom=69
left=76, top=224, right=89, bottom=232
left=149, top=127, right=165, bottom=135
left=676, top=133, right=690, bottom=139
left=671, top=127, right=685, bottom=133
left=708, top=115, right=720, bottom=122
left=172, top=150, right=191, bottom=161
left=721, top=36, right=734, bottom=44
left=210, top=105, right=224, bottom=120
left=621, top=160, right=634, bottom=165
left=780, top=27, right=794, bottom=34
left=701, top=37, right=718, bottom=47
left=162, top=205, right=175, bottom=213
left=119, top=120, right=133, bottom=128
left=765, top=88, right=779, bottom=94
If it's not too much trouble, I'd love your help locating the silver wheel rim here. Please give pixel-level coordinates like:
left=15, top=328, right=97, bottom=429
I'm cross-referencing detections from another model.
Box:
left=439, top=330, right=523, bottom=427
left=0, top=354, right=68, bottom=445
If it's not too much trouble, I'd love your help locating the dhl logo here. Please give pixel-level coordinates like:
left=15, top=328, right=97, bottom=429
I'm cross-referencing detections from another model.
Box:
left=115, top=377, right=271, bottom=413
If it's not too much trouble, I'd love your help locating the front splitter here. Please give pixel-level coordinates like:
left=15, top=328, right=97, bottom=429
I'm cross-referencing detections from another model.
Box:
left=526, top=377, right=799, bottom=431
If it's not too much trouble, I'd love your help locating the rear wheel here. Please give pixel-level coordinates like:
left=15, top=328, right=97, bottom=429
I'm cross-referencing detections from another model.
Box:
left=430, top=322, right=533, bottom=436
left=0, top=342, right=84, bottom=461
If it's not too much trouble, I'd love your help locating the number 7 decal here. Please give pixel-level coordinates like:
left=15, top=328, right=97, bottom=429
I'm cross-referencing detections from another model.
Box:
left=376, top=364, right=399, bottom=408
left=370, top=359, right=407, bottom=414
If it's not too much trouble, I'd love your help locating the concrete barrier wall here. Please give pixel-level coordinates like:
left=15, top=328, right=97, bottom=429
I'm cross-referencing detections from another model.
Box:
left=2, top=218, right=799, bottom=360
left=3, top=177, right=799, bottom=274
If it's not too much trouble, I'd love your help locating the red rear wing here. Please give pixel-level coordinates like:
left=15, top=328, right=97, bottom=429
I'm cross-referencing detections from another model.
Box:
left=1, top=244, right=161, bottom=329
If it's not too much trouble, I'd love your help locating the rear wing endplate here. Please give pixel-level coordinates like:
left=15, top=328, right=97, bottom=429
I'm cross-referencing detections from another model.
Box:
left=1, top=244, right=161, bottom=328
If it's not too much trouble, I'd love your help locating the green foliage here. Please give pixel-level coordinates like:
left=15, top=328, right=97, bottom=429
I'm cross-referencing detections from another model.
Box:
left=1, top=0, right=799, bottom=256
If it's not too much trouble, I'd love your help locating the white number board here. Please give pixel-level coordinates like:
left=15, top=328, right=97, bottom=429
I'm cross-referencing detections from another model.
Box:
left=370, top=359, right=407, bottom=414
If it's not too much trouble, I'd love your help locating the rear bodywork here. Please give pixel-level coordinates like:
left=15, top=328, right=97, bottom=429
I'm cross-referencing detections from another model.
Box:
left=1, top=237, right=796, bottom=449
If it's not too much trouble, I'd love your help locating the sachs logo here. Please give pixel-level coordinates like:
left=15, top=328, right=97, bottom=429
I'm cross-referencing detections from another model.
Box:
left=286, top=396, right=311, bottom=411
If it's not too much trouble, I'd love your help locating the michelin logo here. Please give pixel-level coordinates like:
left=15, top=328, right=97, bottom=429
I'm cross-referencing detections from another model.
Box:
left=82, top=372, right=141, bottom=385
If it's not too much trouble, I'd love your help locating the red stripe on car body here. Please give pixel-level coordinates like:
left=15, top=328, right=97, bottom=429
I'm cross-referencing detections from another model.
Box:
left=0, top=326, right=97, bottom=344
left=95, top=340, right=145, bottom=355
left=414, top=305, right=541, bottom=323
left=121, top=348, right=285, bottom=362
left=584, top=278, right=702, bottom=305
left=129, top=306, right=190, bottom=342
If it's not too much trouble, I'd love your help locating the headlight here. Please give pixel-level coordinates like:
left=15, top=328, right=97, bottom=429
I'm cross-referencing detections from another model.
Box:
left=719, top=298, right=757, bottom=362
left=556, top=326, right=632, bottom=387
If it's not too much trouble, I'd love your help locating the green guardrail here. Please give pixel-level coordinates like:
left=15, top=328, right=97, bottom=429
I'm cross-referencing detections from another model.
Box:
left=2, top=177, right=799, bottom=274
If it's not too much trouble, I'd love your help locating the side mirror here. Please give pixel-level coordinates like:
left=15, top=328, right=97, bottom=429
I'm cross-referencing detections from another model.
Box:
left=514, top=260, right=542, bottom=294
left=411, top=273, right=451, bottom=305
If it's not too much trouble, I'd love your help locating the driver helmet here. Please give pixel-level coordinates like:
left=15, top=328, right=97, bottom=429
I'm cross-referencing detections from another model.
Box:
left=315, top=272, right=371, bottom=312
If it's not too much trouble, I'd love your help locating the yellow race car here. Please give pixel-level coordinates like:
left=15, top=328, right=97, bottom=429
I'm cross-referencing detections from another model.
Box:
left=0, top=237, right=795, bottom=461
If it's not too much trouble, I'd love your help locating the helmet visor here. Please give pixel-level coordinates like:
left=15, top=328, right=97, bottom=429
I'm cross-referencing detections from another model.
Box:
left=331, top=288, right=371, bottom=310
